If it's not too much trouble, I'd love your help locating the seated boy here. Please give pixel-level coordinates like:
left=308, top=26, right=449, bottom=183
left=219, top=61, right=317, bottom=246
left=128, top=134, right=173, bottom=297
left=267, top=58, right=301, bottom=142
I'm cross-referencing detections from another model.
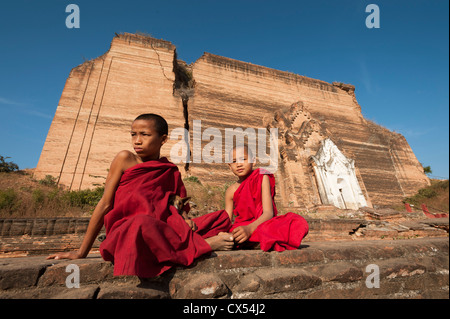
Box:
left=47, top=113, right=233, bottom=278
left=224, top=145, right=309, bottom=251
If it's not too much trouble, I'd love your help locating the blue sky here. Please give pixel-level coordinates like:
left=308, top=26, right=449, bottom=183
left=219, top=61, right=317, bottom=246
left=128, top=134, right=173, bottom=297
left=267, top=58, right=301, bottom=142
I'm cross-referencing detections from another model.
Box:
left=0, top=0, right=448, bottom=179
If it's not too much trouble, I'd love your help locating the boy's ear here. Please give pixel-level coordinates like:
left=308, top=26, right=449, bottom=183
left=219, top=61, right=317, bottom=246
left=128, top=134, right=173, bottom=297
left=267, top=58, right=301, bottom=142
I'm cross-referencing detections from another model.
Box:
left=160, top=134, right=168, bottom=145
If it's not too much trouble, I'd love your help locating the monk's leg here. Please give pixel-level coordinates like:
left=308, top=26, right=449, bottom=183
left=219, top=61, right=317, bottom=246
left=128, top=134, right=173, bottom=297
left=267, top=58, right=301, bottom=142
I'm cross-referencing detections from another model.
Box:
left=205, top=232, right=234, bottom=251
left=192, top=210, right=234, bottom=250
left=101, top=214, right=212, bottom=277
left=193, top=209, right=232, bottom=238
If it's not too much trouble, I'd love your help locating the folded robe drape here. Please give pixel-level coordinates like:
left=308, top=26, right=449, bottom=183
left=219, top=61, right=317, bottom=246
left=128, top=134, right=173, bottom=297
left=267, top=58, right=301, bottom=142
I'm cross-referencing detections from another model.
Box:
left=230, top=168, right=309, bottom=252
left=99, top=157, right=231, bottom=278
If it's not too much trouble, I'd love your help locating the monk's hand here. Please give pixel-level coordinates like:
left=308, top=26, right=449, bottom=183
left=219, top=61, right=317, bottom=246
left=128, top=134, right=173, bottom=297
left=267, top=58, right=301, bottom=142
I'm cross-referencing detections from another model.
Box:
left=46, top=250, right=83, bottom=260
left=185, top=218, right=198, bottom=232
left=232, top=225, right=252, bottom=244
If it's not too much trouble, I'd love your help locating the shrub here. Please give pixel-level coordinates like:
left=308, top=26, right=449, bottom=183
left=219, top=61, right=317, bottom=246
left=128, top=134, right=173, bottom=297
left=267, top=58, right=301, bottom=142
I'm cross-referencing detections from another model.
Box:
left=418, top=188, right=437, bottom=199
left=47, top=188, right=61, bottom=201
left=0, top=188, right=18, bottom=211
left=39, top=175, right=57, bottom=186
left=433, top=179, right=449, bottom=190
left=32, top=189, right=46, bottom=205
left=64, top=186, right=104, bottom=208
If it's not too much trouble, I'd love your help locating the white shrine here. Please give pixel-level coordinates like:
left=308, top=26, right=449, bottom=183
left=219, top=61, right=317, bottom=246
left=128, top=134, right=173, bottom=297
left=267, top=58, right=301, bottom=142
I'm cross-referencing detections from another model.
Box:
left=311, top=138, right=368, bottom=210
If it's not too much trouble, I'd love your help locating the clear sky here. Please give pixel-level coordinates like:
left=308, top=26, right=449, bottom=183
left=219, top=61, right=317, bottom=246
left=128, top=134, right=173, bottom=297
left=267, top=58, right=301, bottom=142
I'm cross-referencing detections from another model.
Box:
left=0, top=0, right=448, bottom=179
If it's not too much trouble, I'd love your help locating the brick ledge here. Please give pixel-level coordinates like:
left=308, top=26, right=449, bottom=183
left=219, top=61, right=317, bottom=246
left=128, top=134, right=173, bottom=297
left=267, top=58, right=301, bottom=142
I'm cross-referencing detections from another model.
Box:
left=0, top=237, right=448, bottom=299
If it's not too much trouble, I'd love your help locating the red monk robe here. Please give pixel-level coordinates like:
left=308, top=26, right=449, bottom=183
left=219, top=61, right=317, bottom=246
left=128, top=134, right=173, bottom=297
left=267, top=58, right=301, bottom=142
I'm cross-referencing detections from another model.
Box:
left=230, top=168, right=309, bottom=251
left=99, top=157, right=231, bottom=278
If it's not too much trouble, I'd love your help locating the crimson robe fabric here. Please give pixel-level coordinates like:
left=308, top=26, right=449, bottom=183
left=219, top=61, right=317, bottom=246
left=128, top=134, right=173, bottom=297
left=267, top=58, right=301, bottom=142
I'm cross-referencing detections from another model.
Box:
left=230, top=168, right=309, bottom=251
left=99, top=157, right=231, bottom=278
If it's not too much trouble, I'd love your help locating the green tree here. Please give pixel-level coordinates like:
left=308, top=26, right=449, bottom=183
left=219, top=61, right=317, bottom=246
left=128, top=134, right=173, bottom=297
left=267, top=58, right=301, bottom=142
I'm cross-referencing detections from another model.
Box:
left=0, top=156, right=19, bottom=173
left=421, top=164, right=432, bottom=176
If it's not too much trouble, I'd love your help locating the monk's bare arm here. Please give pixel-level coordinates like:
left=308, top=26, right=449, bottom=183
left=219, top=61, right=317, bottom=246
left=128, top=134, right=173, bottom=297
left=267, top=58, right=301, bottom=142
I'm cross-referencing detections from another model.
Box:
left=77, top=151, right=133, bottom=257
left=248, top=175, right=274, bottom=232
left=47, top=151, right=134, bottom=259
left=224, top=184, right=237, bottom=221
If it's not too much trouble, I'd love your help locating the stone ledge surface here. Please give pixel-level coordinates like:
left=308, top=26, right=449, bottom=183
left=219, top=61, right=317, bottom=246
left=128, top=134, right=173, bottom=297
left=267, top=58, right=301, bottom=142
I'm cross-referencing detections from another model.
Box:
left=1, top=217, right=447, bottom=257
left=0, top=237, right=448, bottom=299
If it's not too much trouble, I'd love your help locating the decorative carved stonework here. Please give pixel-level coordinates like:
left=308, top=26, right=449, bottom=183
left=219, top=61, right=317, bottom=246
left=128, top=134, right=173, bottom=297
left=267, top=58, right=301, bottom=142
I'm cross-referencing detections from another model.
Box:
left=266, top=101, right=333, bottom=209
left=267, top=102, right=371, bottom=210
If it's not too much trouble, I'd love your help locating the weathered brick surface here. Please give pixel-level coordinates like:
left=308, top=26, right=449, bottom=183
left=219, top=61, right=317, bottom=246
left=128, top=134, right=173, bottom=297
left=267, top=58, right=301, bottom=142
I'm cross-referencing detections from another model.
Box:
left=188, top=53, right=430, bottom=208
left=253, top=268, right=322, bottom=295
left=1, top=217, right=447, bottom=256
left=97, top=282, right=169, bottom=299
left=0, top=257, right=53, bottom=290
left=304, top=262, right=364, bottom=283
left=170, top=274, right=229, bottom=299
left=0, top=218, right=91, bottom=237
left=33, top=32, right=430, bottom=210
left=0, top=237, right=447, bottom=299
left=33, top=33, right=183, bottom=191
left=37, top=257, right=114, bottom=287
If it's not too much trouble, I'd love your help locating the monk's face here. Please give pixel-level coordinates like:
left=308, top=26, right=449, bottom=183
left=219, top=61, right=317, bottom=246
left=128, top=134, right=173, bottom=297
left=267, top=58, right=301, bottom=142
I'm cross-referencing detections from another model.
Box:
left=131, top=119, right=167, bottom=160
left=229, top=147, right=253, bottom=179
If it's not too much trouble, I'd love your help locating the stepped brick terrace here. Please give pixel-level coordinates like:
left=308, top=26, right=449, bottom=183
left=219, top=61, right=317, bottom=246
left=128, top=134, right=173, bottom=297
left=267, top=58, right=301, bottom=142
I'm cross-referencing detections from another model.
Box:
left=1, top=207, right=448, bottom=299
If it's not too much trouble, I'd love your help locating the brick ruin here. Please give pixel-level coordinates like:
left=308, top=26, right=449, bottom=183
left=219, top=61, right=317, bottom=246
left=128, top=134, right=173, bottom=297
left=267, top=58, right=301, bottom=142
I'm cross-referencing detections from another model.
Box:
left=34, top=32, right=430, bottom=210
left=1, top=217, right=448, bottom=299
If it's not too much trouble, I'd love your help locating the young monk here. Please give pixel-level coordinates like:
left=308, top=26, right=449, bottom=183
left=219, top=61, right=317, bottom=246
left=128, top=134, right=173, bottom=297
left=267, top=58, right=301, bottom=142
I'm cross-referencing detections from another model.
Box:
left=47, top=113, right=233, bottom=278
left=224, top=145, right=309, bottom=251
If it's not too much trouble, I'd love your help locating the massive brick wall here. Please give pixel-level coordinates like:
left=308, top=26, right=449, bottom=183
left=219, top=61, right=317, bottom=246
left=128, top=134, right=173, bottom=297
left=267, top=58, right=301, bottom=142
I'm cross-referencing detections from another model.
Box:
left=34, top=33, right=184, bottom=189
left=188, top=53, right=429, bottom=207
left=34, top=33, right=429, bottom=208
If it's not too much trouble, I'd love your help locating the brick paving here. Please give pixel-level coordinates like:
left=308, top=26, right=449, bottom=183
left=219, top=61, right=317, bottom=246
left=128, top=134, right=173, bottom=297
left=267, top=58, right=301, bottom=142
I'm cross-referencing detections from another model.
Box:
left=0, top=237, right=447, bottom=299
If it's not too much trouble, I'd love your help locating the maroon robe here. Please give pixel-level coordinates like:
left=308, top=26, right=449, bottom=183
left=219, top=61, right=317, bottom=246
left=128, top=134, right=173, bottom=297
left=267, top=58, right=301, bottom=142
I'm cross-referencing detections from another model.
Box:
left=99, top=157, right=231, bottom=278
left=230, top=168, right=309, bottom=251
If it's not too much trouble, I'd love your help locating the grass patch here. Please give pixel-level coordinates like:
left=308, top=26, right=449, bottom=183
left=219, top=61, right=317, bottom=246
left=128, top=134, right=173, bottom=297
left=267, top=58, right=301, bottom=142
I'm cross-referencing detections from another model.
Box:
left=0, top=171, right=230, bottom=218
left=404, top=179, right=449, bottom=213
left=0, top=171, right=104, bottom=218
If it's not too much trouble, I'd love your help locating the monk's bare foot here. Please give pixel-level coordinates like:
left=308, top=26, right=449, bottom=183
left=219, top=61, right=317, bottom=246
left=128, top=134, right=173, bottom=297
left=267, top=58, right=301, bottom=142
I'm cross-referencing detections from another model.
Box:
left=205, top=232, right=234, bottom=251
